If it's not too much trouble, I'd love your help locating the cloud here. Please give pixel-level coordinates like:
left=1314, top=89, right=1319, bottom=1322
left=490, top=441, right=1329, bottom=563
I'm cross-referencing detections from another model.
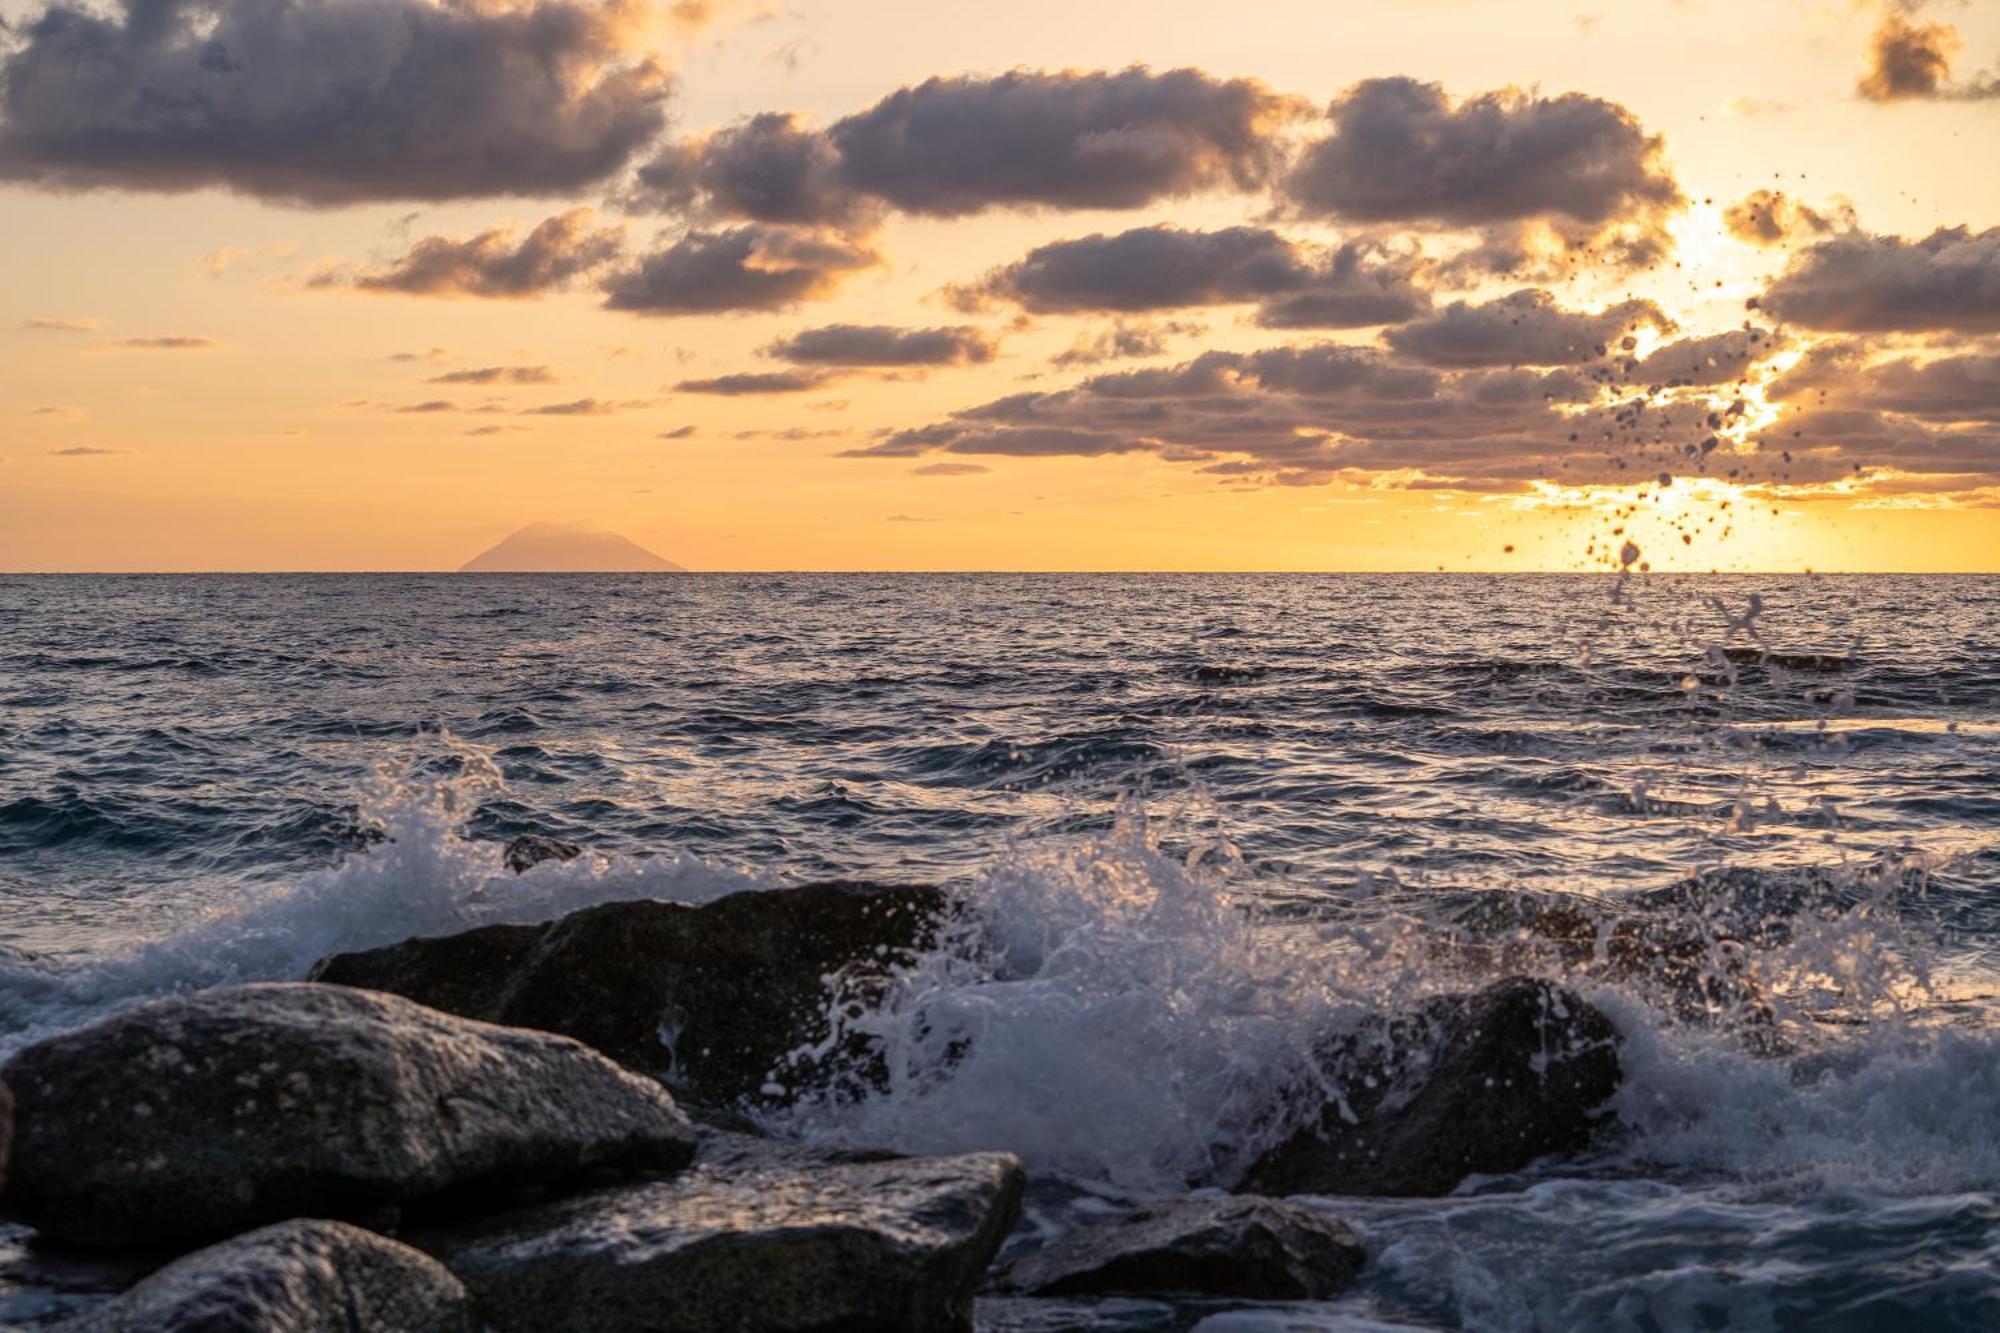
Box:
left=1281, top=78, right=1682, bottom=270
left=911, top=461, right=991, bottom=476
left=674, top=369, right=833, bottom=394
left=49, top=445, right=127, bottom=456
left=848, top=329, right=1804, bottom=492
left=1859, top=11, right=1954, bottom=101
left=23, top=317, right=96, bottom=332
left=427, top=366, right=558, bottom=386
left=602, top=225, right=880, bottom=313
left=626, top=67, right=1302, bottom=225
left=0, top=0, right=669, bottom=203
left=960, top=225, right=1432, bottom=330
left=1382, top=289, right=1671, bottom=367
left=98, top=335, right=218, bottom=350
left=331, top=210, right=623, bottom=299
left=394, top=400, right=458, bottom=414
left=1628, top=329, right=1782, bottom=387
left=1722, top=190, right=1851, bottom=247
left=659, top=425, right=698, bottom=439
left=1051, top=319, right=1203, bottom=368
left=630, top=112, right=863, bottom=226
left=524, top=397, right=635, bottom=415
left=1760, top=227, right=2000, bottom=333
left=764, top=324, right=996, bottom=367
left=828, top=67, right=1302, bottom=216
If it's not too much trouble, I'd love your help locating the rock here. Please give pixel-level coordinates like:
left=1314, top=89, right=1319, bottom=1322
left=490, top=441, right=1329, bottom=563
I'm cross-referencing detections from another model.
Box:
left=411, top=1136, right=1024, bottom=1333
left=500, top=834, right=583, bottom=875
left=1239, top=977, right=1621, bottom=1198
left=50, top=1220, right=474, bottom=1333
left=310, top=881, right=949, bottom=1115
left=0, top=983, right=697, bottom=1250
left=994, top=1196, right=1363, bottom=1301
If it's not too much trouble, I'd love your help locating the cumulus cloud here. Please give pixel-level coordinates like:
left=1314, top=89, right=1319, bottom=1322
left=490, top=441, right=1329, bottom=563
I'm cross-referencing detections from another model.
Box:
left=675, top=369, right=833, bottom=394
left=961, top=225, right=1432, bottom=329
left=765, top=324, right=996, bottom=367
left=630, top=112, right=863, bottom=226
left=602, top=225, right=880, bottom=314
left=0, top=0, right=669, bottom=203
left=328, top=210, right=623, bottom=299
left=427, top=366, right=557, bottom=386
left=1722, top=190, right=1851, bottom=247
left=1382, top=289, right=1671, bottom=367
left=1282, top=78, right=1682, bottom=271
left=1628, top=329, right=1782, bottom=388
left=625, top=67, right=1302, bottom=225
left=1859, top=11, right=1955, bottom=101
left=1760, top=227, right=2000, bottom=333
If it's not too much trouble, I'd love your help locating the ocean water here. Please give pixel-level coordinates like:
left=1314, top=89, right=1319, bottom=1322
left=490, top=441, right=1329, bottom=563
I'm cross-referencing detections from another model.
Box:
left=1, top=572, right=1997, bottom=1330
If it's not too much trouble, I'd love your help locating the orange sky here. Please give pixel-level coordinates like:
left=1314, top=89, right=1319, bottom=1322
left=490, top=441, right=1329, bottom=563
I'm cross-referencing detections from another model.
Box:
left=3, top=0, right=1998, bottom=571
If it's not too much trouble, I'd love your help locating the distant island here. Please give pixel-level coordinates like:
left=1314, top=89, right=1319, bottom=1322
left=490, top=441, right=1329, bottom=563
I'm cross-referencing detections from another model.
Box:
left=458, top=522, right=684, bottom=573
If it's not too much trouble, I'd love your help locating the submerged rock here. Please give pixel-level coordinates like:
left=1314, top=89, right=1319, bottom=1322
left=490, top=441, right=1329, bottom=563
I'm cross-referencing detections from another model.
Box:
left=0, top=983, right=696, bottom=1249
left=51, top=1220, right=474, bottom=1333
left=1240, top=977, right=1620, bottom=1198
left=412, top=1134, right=1024, bottom=1333
left=994, top=1196, right=1364, bottom=1301
left=500, top=833, right=583, bottom=874
left=310, top=881, right=949, bottom=1114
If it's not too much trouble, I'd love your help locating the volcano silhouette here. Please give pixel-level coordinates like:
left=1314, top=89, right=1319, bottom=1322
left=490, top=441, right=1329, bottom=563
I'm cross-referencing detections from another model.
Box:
left=458, top=522, right=684, bottom=572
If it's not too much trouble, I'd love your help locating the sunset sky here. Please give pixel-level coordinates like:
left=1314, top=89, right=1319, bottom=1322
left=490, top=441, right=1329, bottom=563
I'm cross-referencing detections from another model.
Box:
left=3, top=0, right=1998, bottom=571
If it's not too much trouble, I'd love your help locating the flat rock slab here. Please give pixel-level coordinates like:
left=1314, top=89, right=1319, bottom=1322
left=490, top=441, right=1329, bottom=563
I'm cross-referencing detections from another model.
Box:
left=52, top=1219, right=474, bottom=1333
left=1240, top=977, right=1621, bottom=1198
left=311, top=881, right=947, bottom=1115
left=414, top=1138, right=1025, bottom=1333
left=995, top=1197, right=1364, bottom=1301
left=1, top=982, right=697, bottom=1249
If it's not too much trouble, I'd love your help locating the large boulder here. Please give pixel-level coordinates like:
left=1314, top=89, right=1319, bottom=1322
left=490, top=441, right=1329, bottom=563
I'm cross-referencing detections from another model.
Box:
left=52, top=1220, right=474, bottom=1333
left=310, top=882, right=949, bottom=1115
left=1240, top=977, right=1621, bottom=1198
left=411, top=1134, right=1024, bottom=1333
left=993, top=1196, right=1364, bottom=1301
left=0, top=983, right=697, bottom=1249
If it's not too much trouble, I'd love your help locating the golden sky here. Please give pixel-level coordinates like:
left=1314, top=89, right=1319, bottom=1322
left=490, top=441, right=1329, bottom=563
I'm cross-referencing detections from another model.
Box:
left=3, top=0, right=1997, bottom=571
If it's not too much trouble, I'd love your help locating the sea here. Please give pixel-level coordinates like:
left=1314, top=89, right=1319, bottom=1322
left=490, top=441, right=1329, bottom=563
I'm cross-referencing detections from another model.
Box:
left=1, top=572, right=1997, bottom=1330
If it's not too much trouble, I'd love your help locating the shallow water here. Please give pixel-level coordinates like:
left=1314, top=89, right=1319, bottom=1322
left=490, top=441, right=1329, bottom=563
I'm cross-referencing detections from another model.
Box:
left=1, top=572, right=1996, bottom=1329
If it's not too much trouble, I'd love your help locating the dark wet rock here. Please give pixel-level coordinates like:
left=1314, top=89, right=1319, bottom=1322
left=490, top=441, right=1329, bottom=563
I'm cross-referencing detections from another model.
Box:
left=310, top=881, right=949, bottom=1116
left=50, top=1220, right=474, bottom=1333
left=1718, top=645, right=1853, bottom=672
left=994, top=1196, right=1363, bottom=1301
left=1240, top=977, right=1621, bottom=1198
left=410, top=1136, right=1024, bottom=1333
left=500, top=833, right=583, bottom=874
left=1444, top=891, right=1774, bottom=1032
left=0, top=983, right=696, bottom=1249
left=1189, top=664, right=1267, bottom=685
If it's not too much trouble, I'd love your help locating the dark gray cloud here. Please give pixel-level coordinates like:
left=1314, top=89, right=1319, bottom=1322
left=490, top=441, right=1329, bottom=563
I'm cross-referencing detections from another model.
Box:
left=1722, top=190, right=1849, bottom=247
left=962, top=225, right=1431, bottom=328
left=1383, top=289, right=1671, bottom=367
left=1281, top=78, right=1681, bottom=269
left=601, top=226, right=880, bottom=314
left=843, top=328, right=1809, bottom=492
left=1761, top=227, right=2000, bottom=333
left=630, top=112, right=862, bottom=226
left=827, top=67, right=1303, bottom=216
left=626, top=67, right=1301, bottom=224
left=427, top=366, right=558, bottom=386
left=0, top=0, right=668, bottom=203
left=675, top=369, right=833, bottom=394
left=765, top=324, right=996, bottom=367
left=334, top=210, right=623, bottom=299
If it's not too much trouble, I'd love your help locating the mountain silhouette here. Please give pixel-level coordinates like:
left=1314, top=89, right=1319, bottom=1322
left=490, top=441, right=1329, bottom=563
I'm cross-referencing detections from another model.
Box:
left=458, top=522, right=684, bottom=572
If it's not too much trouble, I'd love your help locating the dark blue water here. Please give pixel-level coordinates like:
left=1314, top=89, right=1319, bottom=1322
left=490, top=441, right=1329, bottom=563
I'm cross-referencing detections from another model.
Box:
left=2, top=573, right=1998, bottom=1330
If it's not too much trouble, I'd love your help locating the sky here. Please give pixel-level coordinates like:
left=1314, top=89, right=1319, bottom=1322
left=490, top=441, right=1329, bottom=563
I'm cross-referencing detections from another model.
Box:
left=2, top=0, right=1998, bottom=571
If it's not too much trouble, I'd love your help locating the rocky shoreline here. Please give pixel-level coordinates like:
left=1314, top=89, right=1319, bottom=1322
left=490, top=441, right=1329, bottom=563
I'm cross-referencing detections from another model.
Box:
left=0, top=868, right=1626, bottom=1331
